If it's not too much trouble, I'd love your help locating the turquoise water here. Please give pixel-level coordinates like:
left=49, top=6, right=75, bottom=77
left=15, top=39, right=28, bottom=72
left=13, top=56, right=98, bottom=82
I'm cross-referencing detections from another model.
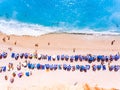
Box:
left=0, top=0, right=120, bottom=36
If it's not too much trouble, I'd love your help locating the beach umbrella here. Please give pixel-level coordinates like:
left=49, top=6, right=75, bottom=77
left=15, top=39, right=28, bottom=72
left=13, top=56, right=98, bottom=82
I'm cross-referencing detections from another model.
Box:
left=76, top=65, right=80, bottom=70
left=50, top=64, right=53, bottom=70
left=2, top=52, right=7, bottom=58
left=20, top=53, right=24, bottom=59
left=72, top=66, right=75, bottom=71
left=105, top=56, right=109, bottom=62
left=114, top=65, right=120, bottom=71
left=80, top=65, right=85, bottom=72
left=36, top=63, right=40, bottom=69
left=37, top=54, right=41, bottom=60
left=48, top=56, right=51, bottom=61
left=97, top=55, right=102, bottom=61
left=92, top=65, right=97, bottom=71
left=45, top=64, right=50, bottom=69
left=52, top=55, right=56, bottom=61
left=58, top=64, right=62, bottom=70
left=18, top=72, right=23, bottom=78
left=29, top=54, right=33, bottom=59
left=110, top=55, right=114, bottom=61
left=22, top=61, right=27, bottom=67
left=61, top=55, right=65, bottom=60
left=31, top=64, right=35, bottom=69
left=57, top=55, right=60, bottom=60
left=42, top=65, right=45, bottom=70
left=11, top=53, right=15, bottom=58
left=54, top=64, right=57, bottom=70
left=114, top=55, right=119, bottom=61
left=2, top=66, right=6, bottom=72
left=15, top=53, right=19, bottom=60
left=67, top=65, right=71, bottom=71
left=27, top=63, right=31, bottom=69
left=79, top=55, right=83, bottom=61
left=17, top=65, right=21, bottom=71
left=63, top=64, right=67, bottom=70
left=24, top=53, right=28, bottom=59
left=109, top=65, right=114, bottom=71
left=70, top=56, right=74, bottom=62
left=75, top=55, right=79, bottom=61
left=102, top=65, right=106, bottom=70
left=86, top=65, right=90, bottom=70
left=25, top=72, right=30, bottom=77
left=88, top=57, right=94, bottom=63
left=97, top=65, right=101, bottom=70
left=65, top=55, right=69, bottom=61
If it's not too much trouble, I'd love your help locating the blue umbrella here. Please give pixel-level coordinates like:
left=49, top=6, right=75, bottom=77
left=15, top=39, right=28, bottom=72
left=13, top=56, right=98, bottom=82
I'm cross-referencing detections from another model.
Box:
left=42, top=65, right=45, bottom=70
left=54, top=64, right=57, bottom=70
left=57, top=55, right=60, bottom=60
left=48, top=56, right=51, bottom=61
left=79, top=55, right=83, bottom=61
left=88, top=57, right=94, bottom=63
left=15, top=54, right=19, bottom=60
left=109, top=65, right=114, bottom=71
left=25, top=72, right=30, bottom=76
left=45, top=64, right=50, bottom=69
left=102, top=65, right=106, bottom=70
left=24, top=53, right=28, bottom=59
left=92, top=65, right=97, bottom=71
left=86, top=65, right=90, bottom=70
left=20, top=53, right=24, bottom=59
left=76, top=65, right=80, bottom=70
left=97, top=65, right=101, bottom=70
left=2, top=52, right=7, bottom=58
left=2, top=66, right=6, bottom=72
left=61, top=55, right=65, bottom=60
left=65, top=55, right=69, bottom=61
left=11, top=53, right=15, bottom=58
left=114, top=55, right=119, bottom=61
left=67, top=65, right=71, bottom=71
left=36, top=63, right=40, bottom=69
left=58, top=64, right=62, bottom=70
left=70, top=56, right=74, bottom=62
left=27, top=63, right=31, bottom=69
left=75, top=55, right=79, bottom=61
left=80, top=65, right=85, bottom=71
left=63, top=64, right=67, bottom=70
left=114, top=65, right=120, bottom=71
left=97, top=55, right=102, bottom=61
left=50, top=64, right=53, bottom=70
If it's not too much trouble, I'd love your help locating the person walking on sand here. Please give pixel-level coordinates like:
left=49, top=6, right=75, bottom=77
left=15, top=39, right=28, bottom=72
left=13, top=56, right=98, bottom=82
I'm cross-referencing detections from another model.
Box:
left=111, top=40, right=115, bottom=45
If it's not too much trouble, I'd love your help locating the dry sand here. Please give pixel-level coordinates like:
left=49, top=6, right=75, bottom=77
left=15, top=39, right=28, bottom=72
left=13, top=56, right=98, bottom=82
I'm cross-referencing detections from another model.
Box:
left=0, top=33, right=120, bottom=90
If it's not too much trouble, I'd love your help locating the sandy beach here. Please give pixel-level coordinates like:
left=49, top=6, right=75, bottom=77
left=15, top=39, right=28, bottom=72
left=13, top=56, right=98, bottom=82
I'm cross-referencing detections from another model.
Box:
left=0, top=32, right=120, bottom=90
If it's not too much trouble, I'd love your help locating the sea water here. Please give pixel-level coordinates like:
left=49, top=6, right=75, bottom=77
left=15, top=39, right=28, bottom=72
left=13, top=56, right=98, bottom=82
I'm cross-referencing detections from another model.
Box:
left=0, top=0, right=120, bottom=36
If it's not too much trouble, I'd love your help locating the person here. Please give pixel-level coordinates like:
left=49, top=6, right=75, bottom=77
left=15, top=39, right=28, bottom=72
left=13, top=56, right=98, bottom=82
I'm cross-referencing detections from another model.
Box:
left=2, top=37, right=6, bottom=42
left=111, top=40, right=115, bottom=45
left=5, top=75, right=8, bottom=80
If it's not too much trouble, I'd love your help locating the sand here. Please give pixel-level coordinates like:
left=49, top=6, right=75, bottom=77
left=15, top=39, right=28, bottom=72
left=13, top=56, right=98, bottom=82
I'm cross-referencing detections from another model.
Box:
left=0, top=32, right=120, bottom=90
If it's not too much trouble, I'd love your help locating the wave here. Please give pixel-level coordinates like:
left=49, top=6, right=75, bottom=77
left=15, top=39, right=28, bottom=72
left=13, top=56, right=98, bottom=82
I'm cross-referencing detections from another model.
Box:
left=0, top=19, right=120, bottom=36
